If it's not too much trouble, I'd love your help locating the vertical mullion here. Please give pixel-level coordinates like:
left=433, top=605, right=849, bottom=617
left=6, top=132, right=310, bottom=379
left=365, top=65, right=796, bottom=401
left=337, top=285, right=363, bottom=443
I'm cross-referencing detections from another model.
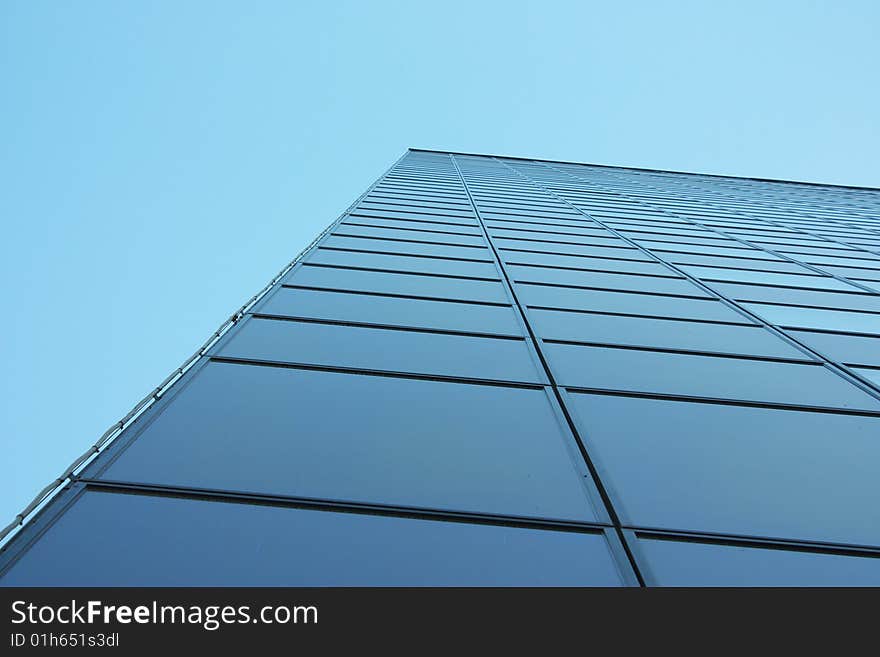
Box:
left=449, top=153, right=646, bottom=587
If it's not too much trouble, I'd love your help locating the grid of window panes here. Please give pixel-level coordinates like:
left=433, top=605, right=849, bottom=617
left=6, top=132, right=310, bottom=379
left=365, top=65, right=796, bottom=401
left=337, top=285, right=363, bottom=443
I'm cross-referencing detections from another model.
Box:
left=3, top=150, right=880, bottom=586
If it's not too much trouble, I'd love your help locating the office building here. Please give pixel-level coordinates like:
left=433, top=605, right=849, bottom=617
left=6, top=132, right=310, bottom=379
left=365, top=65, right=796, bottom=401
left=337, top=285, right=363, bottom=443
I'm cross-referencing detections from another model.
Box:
left=3, top=149, right=880, bottom=585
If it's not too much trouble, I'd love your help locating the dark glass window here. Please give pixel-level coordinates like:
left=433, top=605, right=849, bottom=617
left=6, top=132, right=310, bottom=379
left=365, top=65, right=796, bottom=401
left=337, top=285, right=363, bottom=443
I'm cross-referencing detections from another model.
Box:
left=637, top=535, right=880, bottom=587
left=710, top=282, right=880, bottom=313
left=494, top=238, right=640, bottom=260
left=502, top=254, right=667, bottom=276
left=216, top=317, right=543, bottom=383
left=516, top=284, right=750, bottom=323
left=853, top=367, right=880, bottom=387
left=530, top=309, right=805, bottom=359
left=334, top=224, right=486, bottom=248
left=350, top=210, right=475, bottom=228
left=507, top=266, right=708, bottom=297
left=93, top=361, right=601, bottom=523
left=323, top=235, right=493, bottom=261
left=549, top=344, right=878, bottom=409
left=0, top=490, right=627, bottom=586
left=567, top=393, right=880, bottom=546
left=743, top=303, right=880, bottom=335
left=286, top=265, right=509, bottom=304
left=343, top=217, right=482, bottom=234
left=665, top=252, right=812, bottom=273
left=306, top=248, right=500, bottom=278
left=258, top=287, right=523, bottom=336
left=681, top=265, right=860, bottom=291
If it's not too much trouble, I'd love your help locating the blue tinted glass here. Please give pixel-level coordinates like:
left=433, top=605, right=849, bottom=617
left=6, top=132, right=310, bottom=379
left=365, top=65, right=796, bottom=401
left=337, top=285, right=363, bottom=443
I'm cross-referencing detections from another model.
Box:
left=95, top=361, right=601, bottom=522
left=507, top=266, right=709, bottom=297
left=502, top=254, right=666, bottom=276
left=853, top=367, right=880, bottom=387
left=567, top=393, right=880, bottom=545
left=334, top=225, right=486, bottom=248
left=547, top=344, right=879, bottom=410
left=216, top=317, right=543, bottom=383
left=743, top=302, right=880, bottom=335
left=496, top=239, right=641, bottom=260
left=787, top=329, right=880, bottom=367
left=350, top=211, right=476, bottom=228
left=342, top=217, right=482, bottom=233
left=639, top=536, right=880, bottom=587
left=0, top=491, right=627, bottom=586
left=306, top=248, right=500, bottom=278
left=286, top=265, right=509, bottom=303
left=530, top=309, right=804, bottom=359
left=710, top=283, right=880, bottom=313
left=323, top=235, right=493, bottom=260
left=258, top=287, right=523, bottom=336
left=666, top=252, right=810, bottom=272
left=516, top=284, right=750, bottom=323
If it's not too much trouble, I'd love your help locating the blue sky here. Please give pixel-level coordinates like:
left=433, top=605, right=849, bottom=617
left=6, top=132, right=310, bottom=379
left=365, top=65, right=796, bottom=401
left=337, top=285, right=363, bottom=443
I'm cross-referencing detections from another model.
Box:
left=1, top=1, right=878, bottom=530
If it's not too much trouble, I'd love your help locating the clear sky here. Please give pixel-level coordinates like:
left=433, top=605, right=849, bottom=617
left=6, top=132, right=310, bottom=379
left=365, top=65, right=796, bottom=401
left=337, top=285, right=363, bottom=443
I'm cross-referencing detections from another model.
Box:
left=1, top=1, right=879, bottom=530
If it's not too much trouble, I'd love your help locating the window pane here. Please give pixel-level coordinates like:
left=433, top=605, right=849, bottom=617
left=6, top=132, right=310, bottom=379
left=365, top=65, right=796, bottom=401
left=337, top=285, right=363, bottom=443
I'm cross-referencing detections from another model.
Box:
left=710, top=283, right=880, bottom=313
left=323, top=235, right=493, bottom=261
left=743, top=303, right=880, bottom=335
left=286, top=266, right=509, bottom=304
left=507, top=266, right=709, bottom=297
left=342, top=216, right=482, bottom=234
left=502, top=254, right=668, bottom=276
left=306, top=248, right=500, bottom=279
left=638, top=535, right=880, bottom=587
left=566, top=393, right=880, bottom=545
left=216, top=317, right=542, bottom=383
left=335, top=224, right=486, bottom=248
left=549, top=344, right=878, bottom=409
left=786, top=330, right=880, bottom=367
left=258, top=287, right=523, bottom=336
left=94, top=361, right=601, bottom=523
left=853, top=367, right=880, bottom=387
left=495, top=238, right=641, bottom=260
left=0, top=491, right=627, bottom=586
left=531, top=310, right=804, bottom=359
left=517, top=283, right=750, bottom=323
left=681, top=269, right=846, bottom=290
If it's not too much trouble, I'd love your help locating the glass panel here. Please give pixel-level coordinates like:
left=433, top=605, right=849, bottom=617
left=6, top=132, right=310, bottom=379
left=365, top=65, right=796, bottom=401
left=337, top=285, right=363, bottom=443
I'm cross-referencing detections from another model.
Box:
left=666, top=253, right=810, bottom=273
left=507, top=266, right=709, bottom=297
left=502, top=254, right=667, bottom=276
left=710, top=283, right=880, bottom=313
left=306, top=248, right=499, bottom=278
left=638, top=536, right=880, bottom=587
left=651, top=243, right=781, bottom=260
left=356, top=202, right=474, bottom=218
left=517, top=283, right=750, bottom=323
left=567, top=393, right=880, bottom=546
left=785, top=330, right=880, bottom=367
left=322, top=235, right=493, bottom=261
left=0, top=491, right=626, bottom=586
left=342, top=216, right=482, bottom=234
left=286, top=265, right=509, bottom=304
left=95, top=361, right=601, bottom=523
left=350, top=210, right=476, bottom=228
left=853, top=367, right=880, bottom=387
left=495, top=238, right=641, bottom=259
left=258, top=287, right=523, bottom=336
left=216, top=317, right=542, bottom=383
left=530, top=310, right=805, bottom=359
left=334, top=224, right=486, bottom=247
left=549, top=344, right=878, bottom=409
left=681, top=265, right=861, bottom=291
left=743, top=303, right=880, bottom=335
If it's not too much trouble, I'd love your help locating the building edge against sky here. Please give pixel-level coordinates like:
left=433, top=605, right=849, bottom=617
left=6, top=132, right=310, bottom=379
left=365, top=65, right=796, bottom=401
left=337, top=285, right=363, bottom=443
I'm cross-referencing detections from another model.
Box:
left=2, top=149, right=880, bottom=586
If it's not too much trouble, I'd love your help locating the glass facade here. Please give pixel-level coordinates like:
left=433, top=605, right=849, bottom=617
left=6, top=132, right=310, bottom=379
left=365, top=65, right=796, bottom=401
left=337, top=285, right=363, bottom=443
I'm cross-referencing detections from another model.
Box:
left=2, top=149, right=880, bottom=586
